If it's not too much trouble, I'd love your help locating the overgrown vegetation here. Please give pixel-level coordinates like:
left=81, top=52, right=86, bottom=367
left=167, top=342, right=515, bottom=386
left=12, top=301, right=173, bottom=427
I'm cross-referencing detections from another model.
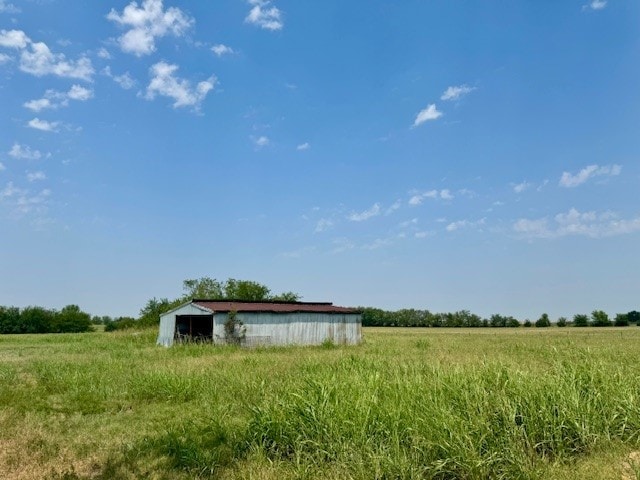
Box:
left=1, top=328, right=640, bottom=479
left=223, top=311, right=246, bottom=345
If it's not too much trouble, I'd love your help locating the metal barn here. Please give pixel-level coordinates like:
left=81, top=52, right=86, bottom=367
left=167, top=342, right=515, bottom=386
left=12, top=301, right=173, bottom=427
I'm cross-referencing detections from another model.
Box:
left=157, top=300, right=362, bottom=347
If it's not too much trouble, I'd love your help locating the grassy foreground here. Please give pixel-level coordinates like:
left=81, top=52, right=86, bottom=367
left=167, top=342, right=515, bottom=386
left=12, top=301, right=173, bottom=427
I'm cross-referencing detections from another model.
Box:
left=1, top=328, right=640, bottom=479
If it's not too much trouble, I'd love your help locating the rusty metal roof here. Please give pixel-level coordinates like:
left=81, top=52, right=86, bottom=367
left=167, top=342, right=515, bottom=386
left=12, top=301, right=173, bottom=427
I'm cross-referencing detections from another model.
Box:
left=192, top=299, right=359, bottom=314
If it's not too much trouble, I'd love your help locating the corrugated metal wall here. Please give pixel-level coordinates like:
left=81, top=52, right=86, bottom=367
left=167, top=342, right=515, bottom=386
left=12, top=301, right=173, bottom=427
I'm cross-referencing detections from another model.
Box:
left=158, top=305, right=362, bottom=347
left=213, top=311, right=362, bottom=346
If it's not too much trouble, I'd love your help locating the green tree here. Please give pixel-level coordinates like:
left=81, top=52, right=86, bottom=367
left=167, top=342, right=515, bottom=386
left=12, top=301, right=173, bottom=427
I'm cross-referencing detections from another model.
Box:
left=223, top=278, right=271, bottom=301
left=614, top=313, right=629, bottom=327
left=53, top=305, right=92, bottom=333
left=627, top=311, right=640, bottom=324
left=505, top=317, right=520, bottom=328
left=591, top=310, right=612, bottom=327
left=183, top=277, right=224, bottom=299
left=138, top=297, right=177, bottom=326
left=0, top=306, right=21, bottom=334
left=523, top=319, right=532, bottom=327
left=556, top=317, right=567, bottom=327
left=573, top=314, right=589, bottom=327
left=535, top=313, right=551, bottom=328
left=20, top=306, right=55, bottom=333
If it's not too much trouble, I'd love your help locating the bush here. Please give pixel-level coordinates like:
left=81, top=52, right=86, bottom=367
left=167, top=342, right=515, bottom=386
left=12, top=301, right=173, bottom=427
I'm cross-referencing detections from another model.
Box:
left=557, top=317, right=567, bottom=327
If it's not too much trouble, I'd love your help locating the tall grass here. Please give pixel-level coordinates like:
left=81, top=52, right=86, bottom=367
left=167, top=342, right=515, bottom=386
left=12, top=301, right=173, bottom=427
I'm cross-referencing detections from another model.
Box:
left=1, top=328, right=640, bottom=479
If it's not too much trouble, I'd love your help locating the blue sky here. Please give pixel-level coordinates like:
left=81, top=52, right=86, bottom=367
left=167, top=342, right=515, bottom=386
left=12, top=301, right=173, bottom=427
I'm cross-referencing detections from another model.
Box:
left=1, top=0, right=638, bottom=320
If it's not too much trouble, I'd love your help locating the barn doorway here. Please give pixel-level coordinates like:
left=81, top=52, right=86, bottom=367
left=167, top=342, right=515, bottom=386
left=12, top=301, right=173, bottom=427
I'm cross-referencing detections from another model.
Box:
left=175, top=314, right=214, bottom=343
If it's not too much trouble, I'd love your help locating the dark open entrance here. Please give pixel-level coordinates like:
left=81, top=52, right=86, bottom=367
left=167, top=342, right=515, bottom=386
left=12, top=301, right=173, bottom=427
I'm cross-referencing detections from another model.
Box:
left=175, top=314, right=213, bottom=343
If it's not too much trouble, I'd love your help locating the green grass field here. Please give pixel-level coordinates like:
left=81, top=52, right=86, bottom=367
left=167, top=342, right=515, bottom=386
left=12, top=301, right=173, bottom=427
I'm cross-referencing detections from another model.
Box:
left=1, top=327, right=640, bottom=479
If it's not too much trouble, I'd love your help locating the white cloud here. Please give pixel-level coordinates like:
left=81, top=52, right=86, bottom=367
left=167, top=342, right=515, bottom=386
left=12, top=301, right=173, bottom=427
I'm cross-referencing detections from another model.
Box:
left=107, top=0, right=193, bottom=56
left=145, top=61, right=215, bottom=109
left=296, top=142, right=310, bottom=151
left=385, top=199, right=401, bottom=215
left=441, top=84, right=475, bottom=101
left=67, top=84, right=93, bottom=101
left=512, top=181, right=531, bottom=193
left=559, top=164, right=621, bottom=188
left=103, top=66, right=136, bottom=89
left=446, top=218, right=485, bottom=232
left=0, top=52, right=10, bottom=63
left=97, top=47, right=111, bottom=59
left=413, top=104, right=442, bottom=127
left=24, top=85, right=93, bottom=111
left=409, top=189, right=453, bottom=205
left=514, top=208, right=640, bottom=239
left=0, top=182, right=51, bottom=216
left=252, top=135, right=270, bottom=148
left=26, top=170, right=46, bottom=182
left=0, top=1, right=20, bottom=13
left=9, top=143, right=42, bottom=160
left=348, top=203, right=380, bottom=222
left=27, top=118, right=59, bottom=132
left=245, top=0, right=283, bottom=31
left=415, top=231, right=434, bottom=239
left=211, top=44, right=234, bottom=57
left=583, top=0, right=607, bottom=10
left=16, top=37, right=94, bottom=80
left=314, top=218, right=333, bottom=233
left=0, top=162, right=5, bottom=171
left=0, top=29, right=28, bottom=49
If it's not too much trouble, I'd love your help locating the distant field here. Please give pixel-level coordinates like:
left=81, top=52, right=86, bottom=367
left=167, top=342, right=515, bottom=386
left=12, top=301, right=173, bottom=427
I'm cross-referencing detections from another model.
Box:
left=1, top=327, right=640, bottom=479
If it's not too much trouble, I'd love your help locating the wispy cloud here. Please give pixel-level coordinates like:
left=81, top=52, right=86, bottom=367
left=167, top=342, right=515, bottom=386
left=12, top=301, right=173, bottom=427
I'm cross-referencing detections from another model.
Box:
left=103, top=66, right=136, bottom=89
left=514, top=208, right=640, bottom=239
left=583, top=0, right=607, bottom=11
left=409, top=189, right=453, bottom=205
left=0, top=181, right=51, bottom=216
left=0, top=1, right=20, bottom=13
left=107, top=0, right=193, bottom=56
left=413, top=104, right=442, bottom=127
left=385, top=199, right=401, bottom=215
left=252, top=135, right=270, bottom=149
left=314, top=218, right=333, bottom=233
left=9, top=143, right=43, bottom=160
left=245, top=0, right=283, bottom=31
left=26, top=170, right=46, bottom=182
left=0, top=29, right=93, bottom=80
left=211, top=44, right=234, bottom=57
left=24, top=85, right=93, bottom=111
left=97, top=47, right=111, bottom=59
left=512, top=181, right=531, bottom=194
left=0, top=162, right=5, bottom=171
left=0, top=52, right=10, bottom=64
left=27, top=118, right=59, bottom=132
left=441, top=84, right=475, bottom=101
left=348, top=203, right=380, bottom=222
left=559, top=164, right=621, bottom=188
left=296, top=142, right=310, bottom=151
left=446, top=218, right=485, bottom=232
left=145, top=61, right=215, bottom=109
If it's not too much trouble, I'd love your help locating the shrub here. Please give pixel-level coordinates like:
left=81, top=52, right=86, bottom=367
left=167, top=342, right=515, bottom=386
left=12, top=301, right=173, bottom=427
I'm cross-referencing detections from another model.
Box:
left=223, top=311, right=246, bottom=345
left=557, top=317, right=567, bottom=327
left=591, top=310, right=612, bottom=327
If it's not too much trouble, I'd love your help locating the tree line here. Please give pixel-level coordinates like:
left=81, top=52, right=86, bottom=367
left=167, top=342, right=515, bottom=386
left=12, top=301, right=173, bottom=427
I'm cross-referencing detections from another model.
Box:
left=360, top=308, right=640, bottom=328
left=0, top=305, right=93, bottom=334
